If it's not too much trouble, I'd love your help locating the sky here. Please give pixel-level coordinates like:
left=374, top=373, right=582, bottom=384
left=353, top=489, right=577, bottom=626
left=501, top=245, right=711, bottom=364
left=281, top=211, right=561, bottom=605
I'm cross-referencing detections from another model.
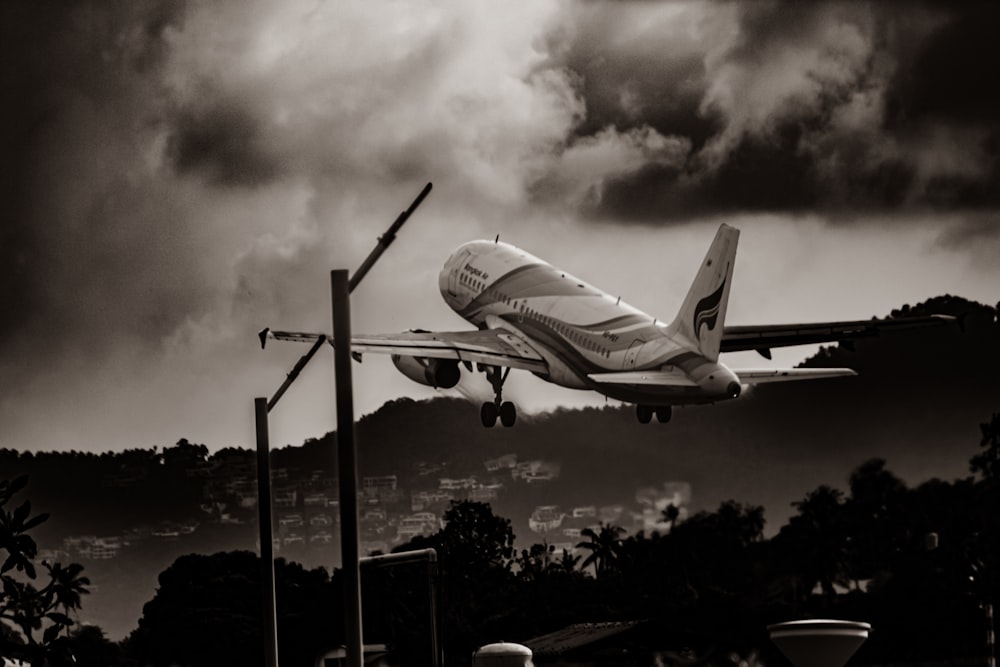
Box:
left=2, top=0, right=998, bottom=454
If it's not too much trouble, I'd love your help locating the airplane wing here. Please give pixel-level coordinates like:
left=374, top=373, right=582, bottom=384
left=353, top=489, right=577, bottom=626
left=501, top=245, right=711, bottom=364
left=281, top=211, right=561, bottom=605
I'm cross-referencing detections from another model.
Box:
left=721, top=314, right=956, bottom=358
left=261, top=328, right=548, bottom=373
left=588, top=369, right=699, bottom=387
left=732, top=368, right=857, bottom=383
left=588, top=367, right=855, bottom=388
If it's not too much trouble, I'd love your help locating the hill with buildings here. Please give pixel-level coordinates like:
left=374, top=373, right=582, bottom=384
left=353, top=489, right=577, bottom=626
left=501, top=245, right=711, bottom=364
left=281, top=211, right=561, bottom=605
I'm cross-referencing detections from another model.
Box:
left=0, top=295, right=996, bottom=641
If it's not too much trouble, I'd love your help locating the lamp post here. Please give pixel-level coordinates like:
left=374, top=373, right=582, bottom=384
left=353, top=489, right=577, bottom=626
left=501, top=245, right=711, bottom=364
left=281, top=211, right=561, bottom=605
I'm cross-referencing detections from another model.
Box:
left=254, top=183, right=432, bottom=667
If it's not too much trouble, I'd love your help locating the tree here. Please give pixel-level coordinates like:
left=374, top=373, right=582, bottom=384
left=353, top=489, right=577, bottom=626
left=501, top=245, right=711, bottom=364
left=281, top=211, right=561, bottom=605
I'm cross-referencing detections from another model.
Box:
left=661, top=503, right=681, bottom=532
left=394, top=501, right=517, bottom=665
left=576, top=523, right=625, bottom=578
left=429, top=500, right=516, bottom=572
left=776, top=485, right=851, bottom=601
left=0, top=476, right=91, bottom=666
left=124, top=551, right=338, bottom=667
left=846, top=458, right=908, bottom=581
left=970, top=412, right=1000, bottom=480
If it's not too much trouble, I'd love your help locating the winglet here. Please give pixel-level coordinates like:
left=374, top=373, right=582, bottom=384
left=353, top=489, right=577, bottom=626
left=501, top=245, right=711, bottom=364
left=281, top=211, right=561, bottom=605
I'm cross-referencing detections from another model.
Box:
left=258, top=328, right=270, bottom=349
left=667, top=224, right=739, bottom=362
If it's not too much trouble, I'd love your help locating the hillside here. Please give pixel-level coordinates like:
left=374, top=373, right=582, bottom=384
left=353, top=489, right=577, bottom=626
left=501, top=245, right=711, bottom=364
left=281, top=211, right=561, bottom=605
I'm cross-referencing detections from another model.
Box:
left=1, top=295, right=996, bottom=640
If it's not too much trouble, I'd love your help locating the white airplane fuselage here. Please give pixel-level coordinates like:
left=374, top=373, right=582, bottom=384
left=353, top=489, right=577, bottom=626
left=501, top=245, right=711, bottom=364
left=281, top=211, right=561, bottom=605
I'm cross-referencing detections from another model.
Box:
left=437, top=240, right=741, bottom=406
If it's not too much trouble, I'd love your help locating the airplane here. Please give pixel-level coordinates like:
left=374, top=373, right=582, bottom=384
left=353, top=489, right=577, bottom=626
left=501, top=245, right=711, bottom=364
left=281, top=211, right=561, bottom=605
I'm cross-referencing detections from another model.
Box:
left=260, top=223, right=954, bottom=427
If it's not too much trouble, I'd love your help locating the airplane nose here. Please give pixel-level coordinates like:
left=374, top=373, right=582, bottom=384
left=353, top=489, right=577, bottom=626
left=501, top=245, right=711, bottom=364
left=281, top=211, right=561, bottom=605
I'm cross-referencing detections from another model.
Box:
left=727, top=381, right=741, bottom=398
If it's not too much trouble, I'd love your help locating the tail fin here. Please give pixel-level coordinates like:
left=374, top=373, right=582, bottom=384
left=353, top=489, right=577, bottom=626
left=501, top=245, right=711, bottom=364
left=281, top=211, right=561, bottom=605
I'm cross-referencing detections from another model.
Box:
left=667, top=224, right=739, bottom=362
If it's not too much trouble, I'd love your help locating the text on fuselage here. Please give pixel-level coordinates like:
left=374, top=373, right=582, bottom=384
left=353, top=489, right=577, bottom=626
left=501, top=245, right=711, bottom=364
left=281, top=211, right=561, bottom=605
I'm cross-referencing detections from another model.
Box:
left=464, top=263, right=489, bottom=280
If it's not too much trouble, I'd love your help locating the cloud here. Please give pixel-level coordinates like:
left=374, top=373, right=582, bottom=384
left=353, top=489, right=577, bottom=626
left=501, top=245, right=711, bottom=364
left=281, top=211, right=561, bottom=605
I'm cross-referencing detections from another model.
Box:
left=542, top=1, right=1000, bottom=222
left=2, top=0, right=998, bottom=453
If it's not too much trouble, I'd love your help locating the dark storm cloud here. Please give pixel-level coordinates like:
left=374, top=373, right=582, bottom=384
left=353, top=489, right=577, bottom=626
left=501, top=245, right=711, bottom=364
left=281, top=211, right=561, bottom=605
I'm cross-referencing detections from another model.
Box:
left=0, top=0, right=207, bottom=356
left=541, top=1, right=1000, bottom=222
left=168, top=100, right=282, bottom=187
left=885, top=3, right=1000, bottom=125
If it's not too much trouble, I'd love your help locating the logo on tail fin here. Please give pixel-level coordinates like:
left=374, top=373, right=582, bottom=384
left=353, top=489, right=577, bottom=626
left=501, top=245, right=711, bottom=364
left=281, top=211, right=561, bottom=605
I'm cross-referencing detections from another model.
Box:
left=692, top=277, right=726, bottom=340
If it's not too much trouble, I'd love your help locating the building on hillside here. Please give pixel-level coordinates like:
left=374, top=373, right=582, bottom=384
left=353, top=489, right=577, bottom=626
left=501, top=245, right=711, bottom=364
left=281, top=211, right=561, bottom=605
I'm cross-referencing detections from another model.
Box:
left=529, top=506, right=565, bottom=533
left=414, top=461, right=445, bottom=477
left=396, top=512, right=440, bottom=542
left=411, top=490, right=454, bottom=512
left=274, top=488, right=297, bottom=508
left=468, top=486, right=500, bottom=502
left=512, top=460, right=561, bottom=482
left=363, top=475, right=398, bottom=497
left=64, top=536, right=122, bottom=560
left=304, top=492, right=330, bottom=507
left=484, top=453, right=517, bottom=472
left=439, top=477, right=477, bottom=491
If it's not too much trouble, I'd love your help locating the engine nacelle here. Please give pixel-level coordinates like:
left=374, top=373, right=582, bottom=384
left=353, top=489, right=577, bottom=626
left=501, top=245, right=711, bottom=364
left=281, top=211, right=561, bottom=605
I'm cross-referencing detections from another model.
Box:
left=391, top=355, right=461, bottom=389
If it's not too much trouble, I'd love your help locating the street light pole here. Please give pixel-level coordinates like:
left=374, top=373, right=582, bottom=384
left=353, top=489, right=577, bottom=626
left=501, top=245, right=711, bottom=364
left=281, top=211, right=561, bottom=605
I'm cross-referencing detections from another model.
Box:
left=254, top=182, right=432, bottom=667
left=255, top=398, right=279, bottom=667
left=332, top=269, right=364, bottom=667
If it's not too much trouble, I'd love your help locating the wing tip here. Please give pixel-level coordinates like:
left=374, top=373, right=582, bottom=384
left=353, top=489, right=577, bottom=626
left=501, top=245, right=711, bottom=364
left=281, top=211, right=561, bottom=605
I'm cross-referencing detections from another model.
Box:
left=258, top=328, right=270, bottom=349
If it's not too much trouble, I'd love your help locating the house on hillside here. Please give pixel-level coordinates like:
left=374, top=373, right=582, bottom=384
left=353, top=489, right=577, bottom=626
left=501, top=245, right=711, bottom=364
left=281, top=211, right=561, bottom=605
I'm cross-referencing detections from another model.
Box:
left=529, top=506, right=565, bottom=533
left=484, top=453, right=517, bottom=472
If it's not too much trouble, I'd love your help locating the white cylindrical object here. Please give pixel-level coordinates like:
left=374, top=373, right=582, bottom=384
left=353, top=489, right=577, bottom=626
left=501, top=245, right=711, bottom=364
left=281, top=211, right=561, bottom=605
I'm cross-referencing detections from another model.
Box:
left=473, top=642, right=533, bottom=667
left=768, top=619, right=871, bottom=667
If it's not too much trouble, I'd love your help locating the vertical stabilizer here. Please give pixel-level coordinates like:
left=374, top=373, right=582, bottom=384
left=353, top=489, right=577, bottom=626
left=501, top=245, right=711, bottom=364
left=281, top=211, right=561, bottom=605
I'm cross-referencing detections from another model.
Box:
left=668, top=224, right=739, bottom=362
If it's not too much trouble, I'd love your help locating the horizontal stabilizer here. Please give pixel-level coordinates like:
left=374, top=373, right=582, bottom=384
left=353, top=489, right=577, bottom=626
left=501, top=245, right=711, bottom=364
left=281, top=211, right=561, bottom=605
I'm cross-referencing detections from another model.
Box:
left=722, top=314, right=956, bottom=353
left=734, top=368, right=857, bottom=384
left=588, top=370, right=699, bottom=387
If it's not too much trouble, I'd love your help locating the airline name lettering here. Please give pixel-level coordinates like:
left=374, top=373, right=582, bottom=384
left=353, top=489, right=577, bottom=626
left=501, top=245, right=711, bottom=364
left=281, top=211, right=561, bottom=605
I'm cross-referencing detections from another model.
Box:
left=464, top=263, right=489, bottom=280
left=603, top=331, right=619, bottom=342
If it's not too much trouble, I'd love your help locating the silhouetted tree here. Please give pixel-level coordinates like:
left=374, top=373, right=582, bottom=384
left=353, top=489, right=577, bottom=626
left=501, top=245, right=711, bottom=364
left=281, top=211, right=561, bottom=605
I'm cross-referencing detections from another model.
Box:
left=846, top=458, right=908, bottom=582
left=776, top=486, right=850, bottom=601
left=576, top=523, right=625, bottom=578
left=124, top=551, right=338, bottom=667
left=970, top=412, right=1000, bottom=480
left=0, top=476, right=90, bottom=667
left=395, top=501, right=517, bottom=666
left=662, top=503, right=681, bottom=531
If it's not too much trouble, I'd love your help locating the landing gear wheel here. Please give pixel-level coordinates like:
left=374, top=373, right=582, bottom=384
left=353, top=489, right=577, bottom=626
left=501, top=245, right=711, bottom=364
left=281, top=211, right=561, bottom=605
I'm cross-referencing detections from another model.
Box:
left=655, top=406, right=672, bottom=423
left=480, top=402, right=498, bottom=428
left=499, top=401, right=517, bottom=427
left=480, top=365, right=517, bottom=428
left=636, top=404, right=653, bottom=424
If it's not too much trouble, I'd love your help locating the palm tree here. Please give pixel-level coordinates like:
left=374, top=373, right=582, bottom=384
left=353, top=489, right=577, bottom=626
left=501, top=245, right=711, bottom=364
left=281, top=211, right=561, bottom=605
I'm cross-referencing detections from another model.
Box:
left=576, top=523, right=625, bottom=577
left=662, top=504, right=681, bottom=532
left=553, top=548, right=581, bottom=575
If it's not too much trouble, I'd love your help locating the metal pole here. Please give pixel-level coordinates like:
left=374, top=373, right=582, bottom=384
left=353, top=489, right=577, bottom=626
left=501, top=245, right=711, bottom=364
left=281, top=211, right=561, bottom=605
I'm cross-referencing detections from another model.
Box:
left=987, top=601, right=996, bottom=667
left=332, top=269, right=364, bottom=667
left=428, top=552, right=441, bottom=667
left=268, top=335, right=327, bottom=411
left=255, top=397, right=279, bottom=667
left=349, top=182, right=432, bottom=293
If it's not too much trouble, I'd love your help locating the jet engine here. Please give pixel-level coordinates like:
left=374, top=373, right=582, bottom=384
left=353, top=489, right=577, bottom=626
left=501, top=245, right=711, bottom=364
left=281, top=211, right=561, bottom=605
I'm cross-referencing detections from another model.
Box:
left=392, top=355, right=461, bottom=389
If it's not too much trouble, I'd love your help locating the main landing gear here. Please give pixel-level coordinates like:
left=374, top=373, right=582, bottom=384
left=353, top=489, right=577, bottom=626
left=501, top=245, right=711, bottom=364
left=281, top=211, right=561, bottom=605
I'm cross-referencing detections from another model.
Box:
left=636, top=404, right=672, bottom=424
left=480, top=365, right=516, bottom=428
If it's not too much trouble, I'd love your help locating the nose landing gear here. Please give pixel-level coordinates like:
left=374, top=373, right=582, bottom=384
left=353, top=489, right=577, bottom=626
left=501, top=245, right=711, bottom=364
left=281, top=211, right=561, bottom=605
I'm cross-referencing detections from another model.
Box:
left=480, top=365, right=516, bottom=428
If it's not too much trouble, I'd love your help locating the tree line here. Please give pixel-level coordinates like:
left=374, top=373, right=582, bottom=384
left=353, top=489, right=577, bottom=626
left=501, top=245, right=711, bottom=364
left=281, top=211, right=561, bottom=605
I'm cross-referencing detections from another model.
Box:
left=2, top=411, right=998, bottom=667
